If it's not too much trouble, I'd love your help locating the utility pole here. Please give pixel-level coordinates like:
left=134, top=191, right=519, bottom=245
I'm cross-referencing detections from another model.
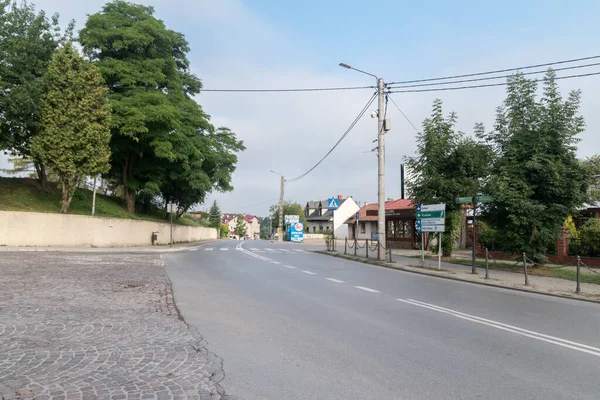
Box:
left=471, top=196, right=477, bottom=274
left=278, top=175, right=284, bottom=243
left=376, top=77, right=386, bottom=260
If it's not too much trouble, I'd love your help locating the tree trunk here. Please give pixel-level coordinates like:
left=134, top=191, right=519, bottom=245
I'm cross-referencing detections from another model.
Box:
left=60, top=180, right=73, bottom=214
left=34, top=162, right=48, bottom=188
left=122, top=150, right=137, bottom=213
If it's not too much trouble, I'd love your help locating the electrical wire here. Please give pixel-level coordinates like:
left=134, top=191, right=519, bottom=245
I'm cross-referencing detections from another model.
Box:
left=286, top=92, right=377, bottom=183
left=388, top=95, right=420, bottom=133
left=388, top=61, right=600, bottom=89
left=388, top=71, right=600, bottom=94
left=387, top=55, right=600, bottom=85
left=201, top=86, right=376, bottom=93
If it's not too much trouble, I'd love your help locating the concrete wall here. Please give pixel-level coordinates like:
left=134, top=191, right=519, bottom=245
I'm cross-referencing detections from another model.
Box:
left=0, top=211, right=217, bottom=247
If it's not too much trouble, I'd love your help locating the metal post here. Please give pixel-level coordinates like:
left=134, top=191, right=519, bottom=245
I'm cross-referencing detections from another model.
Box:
left=471, top=196, right=477, bottom=274
left=523, top=252, right=529, bottom=286
left=91, top=176, right=97, bottom=216
left=485, top=248, right=489, bottom=279
left=400, top=164, right=405, bottom=200
left=278, top=175, right=284, bottom=243
left=376, top=77, right=386, bottom=261
left=438, top=232, right=442, bottom=270
left=354, top=239, right=357, bottom=256
left=169, top=210, right=173, bottom=248
left=576, top=255, right=581, bottom=294
left=366, top=240, right=369, bottom=258
left=421, top=232, right=425, bottom=265
left=344, top=238, right=347, bottom=255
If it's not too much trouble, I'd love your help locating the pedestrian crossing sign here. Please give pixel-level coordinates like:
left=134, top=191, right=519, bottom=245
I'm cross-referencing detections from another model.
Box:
left=328, top=197, right=339, bottom=210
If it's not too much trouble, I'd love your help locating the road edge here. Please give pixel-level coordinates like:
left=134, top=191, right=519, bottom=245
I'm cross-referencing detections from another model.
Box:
left=313, top=250, right=600, bottom=305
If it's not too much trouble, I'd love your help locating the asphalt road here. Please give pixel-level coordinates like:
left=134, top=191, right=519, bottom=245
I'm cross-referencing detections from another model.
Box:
left=165, top=240, right=600, bottom=400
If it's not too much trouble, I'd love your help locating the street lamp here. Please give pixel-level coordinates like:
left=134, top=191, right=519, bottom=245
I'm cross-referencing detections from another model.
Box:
left=270, top=170, right=285, bottom=243
left=340, top=62, right=387, bottom=260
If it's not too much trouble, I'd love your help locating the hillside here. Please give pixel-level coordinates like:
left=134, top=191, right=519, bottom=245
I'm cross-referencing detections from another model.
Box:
left=0, top=177, right=200, bottom=226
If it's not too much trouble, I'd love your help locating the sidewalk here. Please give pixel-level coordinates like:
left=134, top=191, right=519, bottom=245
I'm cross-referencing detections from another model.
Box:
left=0, top=239, right=218, bottom=252
left=317, top=246, right=600, bottom=302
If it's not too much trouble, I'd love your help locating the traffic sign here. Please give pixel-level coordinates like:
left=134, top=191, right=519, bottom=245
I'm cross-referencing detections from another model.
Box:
left=417, top=218, right=445, bottom=226
left=418, top=225, right=446, bottom=232
left=476, top=195, right=494, bottom=203
left=416, top=204, right=445, bottom=212
left=355, top=211, right=360, bottom=221
left=327, top=197, right=339, bottom=210
left=416, top=210, right=445, bottom=219
left=285, top=215, right=299, bottom=224
left=456, top=197, right=472, bottom=204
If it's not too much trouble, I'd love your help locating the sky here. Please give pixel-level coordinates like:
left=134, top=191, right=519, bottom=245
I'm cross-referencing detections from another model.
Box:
left=2, top=0, right=600, bottom=217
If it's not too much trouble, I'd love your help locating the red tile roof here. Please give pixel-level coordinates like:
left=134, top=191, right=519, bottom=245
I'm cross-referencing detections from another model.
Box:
left=345, top=199, right=414, bottom=224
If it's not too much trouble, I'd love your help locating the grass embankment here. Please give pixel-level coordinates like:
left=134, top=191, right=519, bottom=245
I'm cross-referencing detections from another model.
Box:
left=414, top=254, right=600, bottom=285
left=0, top=177, right=200, bottom=226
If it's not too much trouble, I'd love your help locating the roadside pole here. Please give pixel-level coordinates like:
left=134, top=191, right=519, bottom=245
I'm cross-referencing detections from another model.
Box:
left=421, top=233, right=425, bottom=264
left=471, top=196, right=477, bottom=274
left=170, top=209, right=173, bottom=248
left=91, top=176, right=97, bottom=216
left=438, top=232, right=442, bottom=270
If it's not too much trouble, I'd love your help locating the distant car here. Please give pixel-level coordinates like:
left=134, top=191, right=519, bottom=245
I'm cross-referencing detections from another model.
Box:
left=229, top=235, right=239, bottom=240
left=243, top=236, right=251, bottom=240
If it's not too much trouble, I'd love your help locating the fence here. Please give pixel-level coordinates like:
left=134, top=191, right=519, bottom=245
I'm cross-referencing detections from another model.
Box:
left=343, top=238, right=393, bottom=263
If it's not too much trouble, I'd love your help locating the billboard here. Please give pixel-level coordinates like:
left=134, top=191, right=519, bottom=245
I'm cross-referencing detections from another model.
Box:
left=288, top=222, right=304, bottom=243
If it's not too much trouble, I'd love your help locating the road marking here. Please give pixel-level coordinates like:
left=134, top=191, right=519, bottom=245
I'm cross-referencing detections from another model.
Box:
left=204, top=248, right=214, bottom=251
left=220, top=248, right=229, bottom=251
left=354, top=286, right=380, bottom=293
left=301, top=270, right=317, bottom=275
left=265, top=248, right=277, bottom=252
left=235, top=247, right=243, bottom=251
left=398, top=298, right=600, bottom=358
left=283, top=265, right=296, bottom=269
left=187, top=248, right=198, bottom=251
left=279, top=249, right=290, bottom=252
left=250, top=248, right=260, bottom=251
left=294, top=249, right=305, bottom=252
left=326, top=278, right=345, bottom=284
left=271, top=261, right=281, bottom=265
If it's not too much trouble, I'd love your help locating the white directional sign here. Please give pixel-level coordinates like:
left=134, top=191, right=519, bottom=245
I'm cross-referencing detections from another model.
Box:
left=419, top=225, right=446, bottom=232
left=285, top=215, right=300, bottom=224
left=419, top=218, right=445, bottom=226
left=416, top=203, right=446, bottom=233
left=418, top=204, right=446, bottom=212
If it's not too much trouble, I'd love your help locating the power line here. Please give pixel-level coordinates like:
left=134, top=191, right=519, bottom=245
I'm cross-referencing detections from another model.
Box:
left=200, top=85, right=376, bottom=93
left=388, top=71, right=600, bottom=94
left=388, top=95, right=420, bottom=133
left=388, top=55, right=600, bottom=85
left=388, top=61, right=600, bottom=89
left=286, top=92, right=377, bottom=183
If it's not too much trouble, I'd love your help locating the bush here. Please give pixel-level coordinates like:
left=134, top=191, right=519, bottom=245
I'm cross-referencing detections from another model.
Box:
left=578, top=218, right=600, bottom=257
left=477, top=221, right=498, bottom=251
left=220, top=223, right=229, bottom=238
left=324, top=233, right=336, bottom=251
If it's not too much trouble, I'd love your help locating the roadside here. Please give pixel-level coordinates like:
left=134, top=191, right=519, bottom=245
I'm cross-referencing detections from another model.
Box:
left=315, top=247, right=600, bottom=302
left=0, top=239, right=219, bottom=252
left=0, top=251, right=225, bottom=399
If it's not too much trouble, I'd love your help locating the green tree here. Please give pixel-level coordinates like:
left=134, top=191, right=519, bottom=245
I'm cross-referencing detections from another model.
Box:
left=209, top=200, right=221, bottom=227
left=483, top=71, right=592, bottom=262
left=0, top=0, right=72, bottom=186
left=578, top=218, right=600, bottom=257
left=583, top=155, right=600, bottom=202
left=234, top=215, right=247, bottom=237
left=406, top=100, right=492, bottom=256
left=260, top=216, right=272, bottom=239
left=220, top=223, right=229, bottom=238
left=270, top=201, right=307, bottom=231
left=30, top=44, right=111, bottom=213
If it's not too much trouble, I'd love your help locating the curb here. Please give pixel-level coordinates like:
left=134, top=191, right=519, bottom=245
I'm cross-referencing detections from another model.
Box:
left=313, top=250, right=600, bottom=305
left=0, top=239, right=221, bottom=253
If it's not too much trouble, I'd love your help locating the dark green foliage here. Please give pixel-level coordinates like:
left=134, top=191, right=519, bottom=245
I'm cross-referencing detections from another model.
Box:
left=209, top=200, right=221, bottom=228
left=577, top=218, right=600, bottom=257
left=269, top=201, right=307, bottom=230
left=234, top=216, right=247, bottom=237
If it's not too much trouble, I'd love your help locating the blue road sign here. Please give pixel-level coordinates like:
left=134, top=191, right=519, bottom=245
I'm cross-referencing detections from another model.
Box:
left=288, top=222, right=304, bottom=243
left=355, top=211, right=360, bottom=221
left=327, top=197, right=339, bottom=210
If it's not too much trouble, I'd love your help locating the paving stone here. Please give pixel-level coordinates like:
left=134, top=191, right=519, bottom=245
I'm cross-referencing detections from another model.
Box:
left=0, top=252, right=223, bottom=400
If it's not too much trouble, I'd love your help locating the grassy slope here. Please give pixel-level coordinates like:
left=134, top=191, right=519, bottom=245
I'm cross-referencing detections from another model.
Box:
left=0, top=177, right=200, bottom=226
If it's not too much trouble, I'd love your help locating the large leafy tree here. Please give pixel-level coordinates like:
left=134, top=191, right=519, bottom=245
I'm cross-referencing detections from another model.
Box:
left=0, top=0, right=72, bottom=186
left=406, top=100, right=491, bottom=255
left=483, top=71, right=592, bottom=261
left=270, top=201, right=307, bottom=231
left=30, top=44, right=111, bottom=213
left=234, top=215, right=247, bottom=237
left=79, top=1, right=201, bottom=212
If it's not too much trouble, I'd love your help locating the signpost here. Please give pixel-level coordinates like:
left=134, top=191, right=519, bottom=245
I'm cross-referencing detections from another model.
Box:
left=285, top=215, right=300, bottom=224
left=416, top=203, right=446, bottom=269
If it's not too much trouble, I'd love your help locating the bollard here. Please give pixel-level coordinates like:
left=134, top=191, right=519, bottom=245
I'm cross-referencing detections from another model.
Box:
left=344, top=238, right=347, bottom=255
left=523, top=252, right=529, bottom=286
left=366, top=240, right=369, bottom=258
left=354, top=239, right=357, bottom=256
left=484, top=248, right=489, bottom=278
left=576, top=255, right=581, bottom=294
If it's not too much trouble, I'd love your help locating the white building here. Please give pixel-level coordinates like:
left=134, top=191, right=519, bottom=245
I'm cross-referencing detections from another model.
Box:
left=222, top=214, right=261, bottom=239
left=304, top=196, right=360, bottom=239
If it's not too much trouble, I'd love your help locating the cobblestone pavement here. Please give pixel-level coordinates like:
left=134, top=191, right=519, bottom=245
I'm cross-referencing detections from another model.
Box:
left=0, top=252, right=225, bottom=400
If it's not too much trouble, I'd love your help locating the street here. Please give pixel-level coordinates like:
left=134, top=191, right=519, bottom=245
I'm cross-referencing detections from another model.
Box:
left=165, top=240, right=600, bottom=400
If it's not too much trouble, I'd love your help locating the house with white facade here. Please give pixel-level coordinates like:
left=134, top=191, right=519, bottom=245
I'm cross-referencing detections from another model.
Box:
left=304, top=195, right=360, bottom=239
left=222, top=214, right=261, bottom=239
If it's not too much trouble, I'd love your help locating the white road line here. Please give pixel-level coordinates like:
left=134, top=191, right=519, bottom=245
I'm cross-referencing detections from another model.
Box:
left=294, top=249, right=305, bottom=252
left=187, top=248, right=198, bottom=251
left=204, top=248, right=214, bottom=251
left=326, top=278, right=345, bottom=284
left=301, top=270, right=317, bottom=275
left=279, top=249, right=290, bottom=252
left=398, top=298, right=600, bottom=358
left=250, top=248, right=260, bottom=251
left=265, top=248, right=277, bottom=252
left=354, top=286, right=380, bottom=293
left=271, top=261, right=281, bottom=265
left=220, top=248, right=229, bottom=251
left=283, top=265, right=296, bottom=269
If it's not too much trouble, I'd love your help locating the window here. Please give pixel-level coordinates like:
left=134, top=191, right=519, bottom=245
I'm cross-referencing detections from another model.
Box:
left=312, top=226, right=316, bottom=233
left=360, top=222, right=366, bottom=234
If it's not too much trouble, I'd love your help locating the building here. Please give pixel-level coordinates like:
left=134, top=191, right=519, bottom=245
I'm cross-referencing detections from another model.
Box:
left=222, top=214, right=261, bottom=239
left=345, top=199, right=416, bottom=248
left=304, top=195, right=360, bottom=239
